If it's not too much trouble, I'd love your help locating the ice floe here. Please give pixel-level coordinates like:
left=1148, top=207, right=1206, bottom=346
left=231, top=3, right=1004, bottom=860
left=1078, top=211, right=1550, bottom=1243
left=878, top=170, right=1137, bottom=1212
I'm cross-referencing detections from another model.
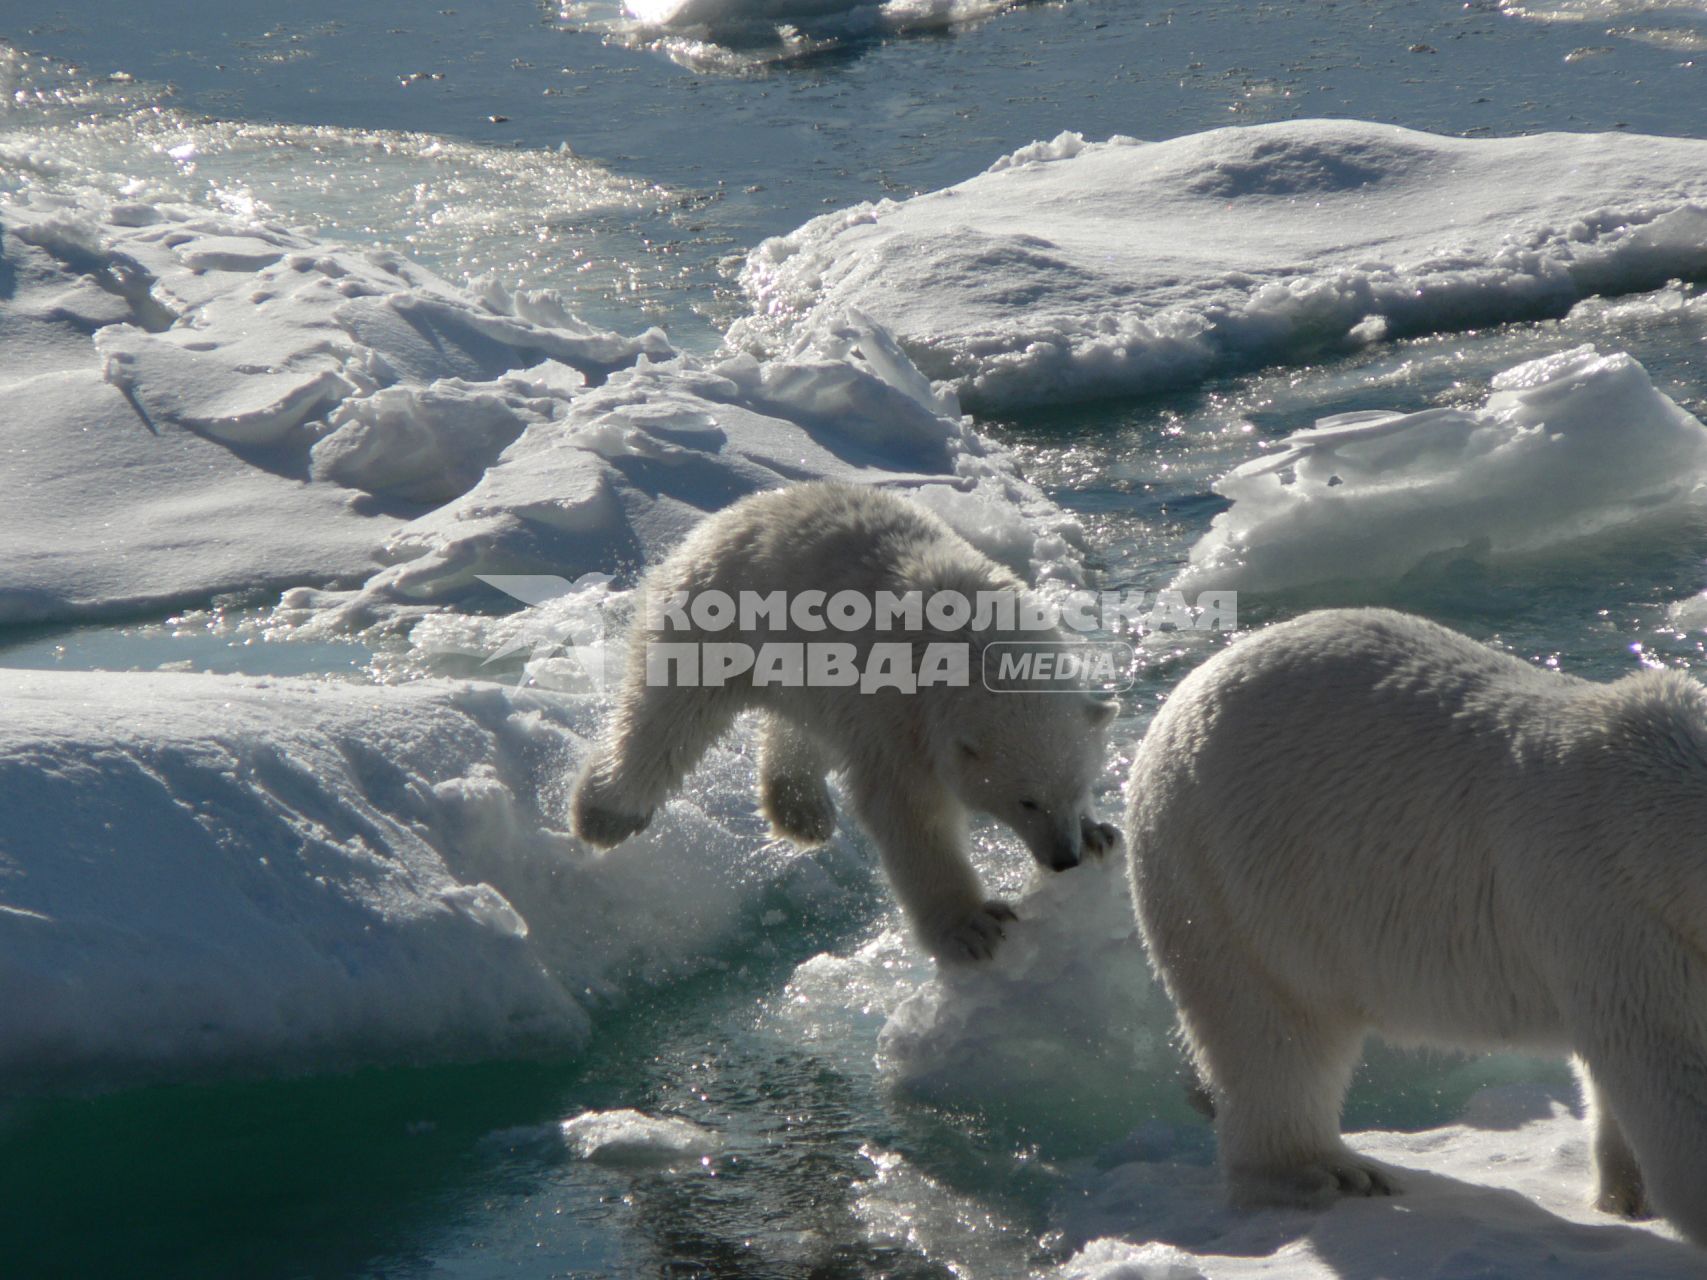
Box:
left=1499, top=0, right=1707, bottom=53
left=564, top=0, right=1025, bottom=72
left=0, top=192, right=667, bottom=625
left=877, top=852, right=1172, bottom=1122
left=1175, top=344, right=1707, bottom=596
left=560, top=1109, right=723, bottom=1166
left=737, top=119, right=1707, bottom=411
left=1, top=190, right=1077, bottom=631
left=0, top=666, right=861, bottom=1088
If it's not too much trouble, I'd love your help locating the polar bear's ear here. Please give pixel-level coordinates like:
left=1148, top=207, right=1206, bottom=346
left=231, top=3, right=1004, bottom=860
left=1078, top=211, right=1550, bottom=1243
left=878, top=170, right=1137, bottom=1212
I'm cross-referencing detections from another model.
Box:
left=1085, top=696, right=1118, bottom=728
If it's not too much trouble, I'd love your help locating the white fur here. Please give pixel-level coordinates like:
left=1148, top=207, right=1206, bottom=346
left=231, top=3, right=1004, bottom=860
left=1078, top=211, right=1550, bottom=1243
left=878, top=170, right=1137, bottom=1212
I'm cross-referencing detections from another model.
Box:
left=573, top=482, right=1119, bottom=962
left=1125, top=607, right=1707, bottom=1243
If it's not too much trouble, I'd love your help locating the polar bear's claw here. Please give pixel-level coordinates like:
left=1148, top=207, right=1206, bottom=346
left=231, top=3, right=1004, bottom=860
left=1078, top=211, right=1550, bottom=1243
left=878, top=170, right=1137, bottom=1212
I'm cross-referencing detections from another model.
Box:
left=570, top=754, right=658, bottom=847
left=936, top=900, right=1016, bottom=962
left=1333, top=1158, right=1396, bottom=1197
left=1231, top=1154, right=1396, bottom=1208
left=574, top=799, right=653, bottom=847
left=571, top=771, right=654, bottom=847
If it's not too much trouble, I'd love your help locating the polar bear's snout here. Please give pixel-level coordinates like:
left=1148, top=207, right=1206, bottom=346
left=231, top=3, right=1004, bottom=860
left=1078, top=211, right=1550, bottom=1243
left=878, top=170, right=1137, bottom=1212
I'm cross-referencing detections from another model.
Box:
left=1037, top=813, right=1122, bottom=869
left=1041, top=825, right=1082, bottom=872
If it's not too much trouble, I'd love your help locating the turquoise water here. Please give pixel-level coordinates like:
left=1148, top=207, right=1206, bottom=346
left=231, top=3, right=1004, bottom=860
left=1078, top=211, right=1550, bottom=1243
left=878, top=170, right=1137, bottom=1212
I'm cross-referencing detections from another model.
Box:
left=3, top=0, right=1707, bottom=1274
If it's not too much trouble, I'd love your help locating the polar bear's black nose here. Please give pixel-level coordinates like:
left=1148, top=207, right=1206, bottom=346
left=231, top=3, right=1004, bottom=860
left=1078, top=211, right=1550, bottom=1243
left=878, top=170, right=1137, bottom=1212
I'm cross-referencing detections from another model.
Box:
left=1046, top=842, right=1082, bottom=872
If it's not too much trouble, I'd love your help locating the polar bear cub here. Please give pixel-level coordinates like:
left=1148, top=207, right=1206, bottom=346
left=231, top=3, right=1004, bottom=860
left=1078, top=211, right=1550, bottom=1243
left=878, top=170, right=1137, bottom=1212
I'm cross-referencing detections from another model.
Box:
left=1127, top=607, right=1707, bottom=1244
left=573, top=482, right=1120, bottom=962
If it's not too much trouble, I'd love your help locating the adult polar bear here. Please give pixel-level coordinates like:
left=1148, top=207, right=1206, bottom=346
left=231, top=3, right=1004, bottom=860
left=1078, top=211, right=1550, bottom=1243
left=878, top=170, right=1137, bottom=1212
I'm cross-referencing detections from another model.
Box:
left=1128, top=607, right=1707, bottom=1244
left=573, top=482, right=1121, bottom=963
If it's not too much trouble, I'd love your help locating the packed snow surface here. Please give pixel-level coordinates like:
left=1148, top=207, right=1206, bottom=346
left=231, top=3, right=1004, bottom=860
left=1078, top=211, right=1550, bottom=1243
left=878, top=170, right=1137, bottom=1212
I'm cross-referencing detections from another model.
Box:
left=1176, top=344, right=1707, bottom=596
left=1053, top=1103, right=1696, bottom=1277
left=738, top=120, right=1707, bottom=411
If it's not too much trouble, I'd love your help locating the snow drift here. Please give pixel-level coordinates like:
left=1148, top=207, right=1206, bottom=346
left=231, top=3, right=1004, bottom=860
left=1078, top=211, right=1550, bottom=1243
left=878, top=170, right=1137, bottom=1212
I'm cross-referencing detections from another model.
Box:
left=737, top=120, right=1707, bottom=411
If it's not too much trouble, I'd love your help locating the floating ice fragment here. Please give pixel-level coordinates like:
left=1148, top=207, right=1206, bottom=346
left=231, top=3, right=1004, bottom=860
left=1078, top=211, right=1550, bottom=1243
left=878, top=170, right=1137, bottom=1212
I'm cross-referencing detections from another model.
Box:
left=560, top=1109, right=722, bottom=1166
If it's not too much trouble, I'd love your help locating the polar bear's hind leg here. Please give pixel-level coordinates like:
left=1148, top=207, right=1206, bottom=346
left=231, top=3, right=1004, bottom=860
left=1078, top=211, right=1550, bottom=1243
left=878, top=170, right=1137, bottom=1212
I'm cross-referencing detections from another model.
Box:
left=1575, top=974, right=1707, bottom=1245
left=760, top=716, right=837, bottom=846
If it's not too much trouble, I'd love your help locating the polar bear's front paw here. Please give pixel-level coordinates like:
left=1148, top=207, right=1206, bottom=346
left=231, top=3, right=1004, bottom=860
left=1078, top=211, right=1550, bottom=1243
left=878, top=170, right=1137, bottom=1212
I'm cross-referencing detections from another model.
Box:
left=574, top=797, right=653, bottom=847
left=1081, top=817, right=1121, bottom=860
left=931, top=900, right=1017, bottom=964
left=1230, top=1152, right=1397, bottom=1208
left=571, top=770, right=654, bottom=848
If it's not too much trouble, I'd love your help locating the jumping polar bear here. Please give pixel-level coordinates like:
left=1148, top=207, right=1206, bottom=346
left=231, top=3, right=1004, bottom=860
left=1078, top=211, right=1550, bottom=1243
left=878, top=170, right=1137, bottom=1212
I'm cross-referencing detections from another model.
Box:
left=573, top=482, right=1121, bottom=962
left=1126, top=607, right=1707, bottom=1244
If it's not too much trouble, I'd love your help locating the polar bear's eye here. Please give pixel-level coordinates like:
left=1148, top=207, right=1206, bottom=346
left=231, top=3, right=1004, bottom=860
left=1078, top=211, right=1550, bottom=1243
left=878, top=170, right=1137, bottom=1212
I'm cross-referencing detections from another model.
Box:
left=1019, top=799, right=1041, bottom=812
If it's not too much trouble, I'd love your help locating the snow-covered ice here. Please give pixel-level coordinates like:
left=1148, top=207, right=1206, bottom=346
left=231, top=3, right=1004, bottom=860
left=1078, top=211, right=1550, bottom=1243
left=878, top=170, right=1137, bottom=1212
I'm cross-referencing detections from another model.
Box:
left=1053, top=1101, right=1699, bottom=1278
left=877, top=853, right=1171, bottom=1118
left=0, top=666, right=864, bottom=1088
left=621, top=0, right=1020, bottom=31
left=0, top=192, right=667, bottom=625
left=281, top=309, right=1085, bottom=633
left=1176, top=344, right=1707, bottom=596
left=1, top=191, right=1077, bottom=631
left=737, top=120, right=1707, bottom=411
